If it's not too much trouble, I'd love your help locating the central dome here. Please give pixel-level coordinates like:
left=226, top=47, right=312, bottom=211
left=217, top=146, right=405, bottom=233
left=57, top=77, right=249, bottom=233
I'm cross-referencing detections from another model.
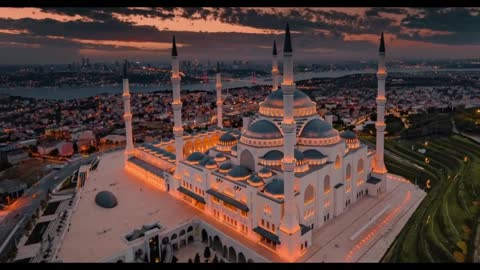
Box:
left=259, top=88, right=317, bottom=118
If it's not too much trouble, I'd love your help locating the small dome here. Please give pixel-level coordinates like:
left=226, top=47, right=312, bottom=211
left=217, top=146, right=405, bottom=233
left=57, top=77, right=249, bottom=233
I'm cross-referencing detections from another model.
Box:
left=219, top=162, right=232, bottom=172
left=264, top=179, right=284, bottom=197
left=95, top=191, right=118, bottom=208
left=205, top=159, right=218, bottom=169
left=243, top=120, right=283, bottom=140
left=262, top=150, right=284, bottom=161
left=258, top=167, right=273, bottom=178
left=186, top=152, right=205, bottom=162
left=303, top=149, right=327, bottom=159
left=340, top=130, right=357, bottom=140
left=248, top=174, right=264, bottom=186
left=219, top=132, right=237, bottom=143
left=227, top=165, right=251, bottom=180
left=300, top=119, right=338, bottom=139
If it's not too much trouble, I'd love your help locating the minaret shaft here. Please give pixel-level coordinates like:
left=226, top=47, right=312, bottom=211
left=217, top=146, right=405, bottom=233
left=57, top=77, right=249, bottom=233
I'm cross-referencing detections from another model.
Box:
left=374, top=34, right=387, bottom=173
left=123, top=77, right=134, bottom=160
left=171, top=38, right=184, bottom=171
left=216, top=71, right=223, bottom=128
left=280, top=23, right=300, bottom=235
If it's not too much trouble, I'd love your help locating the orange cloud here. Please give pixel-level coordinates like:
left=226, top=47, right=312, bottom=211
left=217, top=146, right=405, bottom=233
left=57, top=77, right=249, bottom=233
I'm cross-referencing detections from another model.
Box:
left=0, top=7, right=92, bottom=22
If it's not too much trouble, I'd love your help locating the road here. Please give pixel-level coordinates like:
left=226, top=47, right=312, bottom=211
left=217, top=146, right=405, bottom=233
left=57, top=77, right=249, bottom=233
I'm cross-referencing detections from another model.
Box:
left=0, top=152, right=102, bottom=252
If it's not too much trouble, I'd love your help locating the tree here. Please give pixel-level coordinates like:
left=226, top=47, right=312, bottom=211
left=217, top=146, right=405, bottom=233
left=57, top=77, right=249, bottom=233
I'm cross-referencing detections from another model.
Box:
left=172, top=256, right=178, bottom=263
left=212, top=254, right=218, bottom=263
left=220, top=259, right=225, bottom=263
left=203, top=246, right=211, bottom=262
left=194, top=253, right=201, bottom=263
left=188, top=258, right=193, bottom=263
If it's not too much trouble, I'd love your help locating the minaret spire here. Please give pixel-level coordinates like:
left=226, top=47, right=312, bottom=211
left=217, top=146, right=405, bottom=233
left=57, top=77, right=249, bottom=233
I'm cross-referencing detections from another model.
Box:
left=172, top=35, right=178, bottom=57
left=272, top=40, right=279, bottom=92
left=374, top=32, right=387, bottom=175
left=216, top=61, right=223, bottom=128
left=171, top=35, right=183, bottom=178
left=278, top=22, right=301, bottom=260
left=122, top=59, right=134, bottom=161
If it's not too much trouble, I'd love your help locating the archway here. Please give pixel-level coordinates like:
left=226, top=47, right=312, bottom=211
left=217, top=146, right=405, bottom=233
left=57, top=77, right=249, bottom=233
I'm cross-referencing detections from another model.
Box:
left=228, top=246, right=237, bottom=262
left=223, top=245, right=228, bottom=258
left=116, top=260, right=124, bottom=263
left=187, top=235, right=194, bottom=244
left=240, top=150, right=255, bottom=171
left=357, top=159, right=364, bottom=173
left=213, top=236, right=223, bottom=252
left=335, top=155, right=341, bottom=169
left=180, top=229, right=186, bottom=237
left=209, top=236, right=213, bottom=248
left=187, top=226, right=193, bottom=233
left=201, top=229, right=208, bottom=243
left=170, top=233, right=177, bottom=241
left=346, top=164, right=352, bottom=180
left=247, top=259, right=254, bottom=263
left=238, top=252, right=246, bottom=263
left=304, top=184, right=314, bottom=205
left=324, top=175, right=331, bottom=194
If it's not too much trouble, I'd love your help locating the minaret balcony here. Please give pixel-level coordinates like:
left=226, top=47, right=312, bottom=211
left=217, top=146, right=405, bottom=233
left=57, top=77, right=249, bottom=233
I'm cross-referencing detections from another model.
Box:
left=281, top=122, right=296, bottom=132
left=376, top=97, right=386, bottom=105
left=281, top=158, right=296, bottom=171
left=123, top=114, right=132, bottom=121
left=172, top=102, right=182, bottom=110
left=375, top=122, right=386, bottom=130
left=281, top=84, right=296, bottom=94
left=171, top=76, right=181, bottom=83
left=376, top=71, right=387, bottom=79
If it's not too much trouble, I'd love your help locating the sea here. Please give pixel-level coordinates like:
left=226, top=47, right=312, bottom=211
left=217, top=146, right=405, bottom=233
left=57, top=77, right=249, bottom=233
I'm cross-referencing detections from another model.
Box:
left=0, top=68, right=479, bottom=100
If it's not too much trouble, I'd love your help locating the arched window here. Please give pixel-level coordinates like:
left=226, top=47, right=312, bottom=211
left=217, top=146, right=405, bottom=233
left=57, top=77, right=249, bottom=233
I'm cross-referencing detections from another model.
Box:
left=324, top=175, right=331, bottom=194
left=346, top=164, right=352, bottom=180
left=357, top=159, right=364, bottom=173
left=240, top=150, right=255, bottom=170
left=304, top=185, right=314, bottom=205
left=335, top=155, right=341, bottom=169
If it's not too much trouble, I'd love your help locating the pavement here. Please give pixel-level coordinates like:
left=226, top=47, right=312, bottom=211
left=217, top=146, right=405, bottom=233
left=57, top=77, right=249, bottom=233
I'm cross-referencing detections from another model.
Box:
left=0, top=152, right=104, bottom=252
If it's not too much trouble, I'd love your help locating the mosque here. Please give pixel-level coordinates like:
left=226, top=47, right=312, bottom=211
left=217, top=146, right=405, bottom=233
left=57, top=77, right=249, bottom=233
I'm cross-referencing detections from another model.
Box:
left=121, top=23, right=389, bottom=261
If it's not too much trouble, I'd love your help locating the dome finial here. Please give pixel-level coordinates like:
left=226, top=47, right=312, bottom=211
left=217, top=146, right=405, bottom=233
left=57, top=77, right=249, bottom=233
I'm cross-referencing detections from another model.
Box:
left=172, top=35, right=178, bottom=57
left=273, top=40, right=277, bottom=55
left=379, top=32, right=385, bottom=53
left=283, top=22, right=292, bottom=53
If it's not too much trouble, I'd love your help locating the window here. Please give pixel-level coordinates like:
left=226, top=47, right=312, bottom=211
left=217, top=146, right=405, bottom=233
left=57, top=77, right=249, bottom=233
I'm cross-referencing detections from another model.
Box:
left=261, top=219, right=265, bottom=226
left=335, top=155, right=341, bottom=169
left=266, top=221, right=270, bottom=229
left=272, top=224, right=276, bottom=232
left=324, top=175, right=331, bottom=194
left=241, top=211, right=247, bottom=217
left=346, top=164, right=352, bottom=180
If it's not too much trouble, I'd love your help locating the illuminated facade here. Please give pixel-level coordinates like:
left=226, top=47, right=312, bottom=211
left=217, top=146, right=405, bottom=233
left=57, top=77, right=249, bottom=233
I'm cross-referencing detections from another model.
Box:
left=123, top=25, right=388, bottom=262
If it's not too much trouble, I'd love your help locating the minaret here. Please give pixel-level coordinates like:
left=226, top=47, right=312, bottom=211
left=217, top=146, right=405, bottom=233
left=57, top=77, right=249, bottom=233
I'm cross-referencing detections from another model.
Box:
left=216, top=62, right=223, bottom=128
left=279, top=23, right=301, bottom=260
left=122, top=60, right=134, bottom=161
left=272, top=40, right=279, bottom=92
left=171, top=36, right=184, bottom=177
left=374, top=32, right=387, bottom=174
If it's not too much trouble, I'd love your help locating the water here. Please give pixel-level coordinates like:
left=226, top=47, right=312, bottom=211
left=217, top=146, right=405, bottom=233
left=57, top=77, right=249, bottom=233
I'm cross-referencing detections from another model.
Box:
left=0, top=68, right=479, bottom=100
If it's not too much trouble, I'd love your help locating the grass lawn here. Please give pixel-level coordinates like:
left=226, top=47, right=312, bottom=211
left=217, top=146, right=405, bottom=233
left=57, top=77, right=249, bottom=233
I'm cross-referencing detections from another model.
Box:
left=381, top=135, right=480, bottom=262
left=25, top=221, right=50, bottom=246
left=0, top=159, right=56, bottom=187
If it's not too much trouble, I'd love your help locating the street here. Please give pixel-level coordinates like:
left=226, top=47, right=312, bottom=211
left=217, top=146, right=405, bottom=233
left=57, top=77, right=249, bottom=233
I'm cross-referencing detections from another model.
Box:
left=0, top=153, right=101, bottom=250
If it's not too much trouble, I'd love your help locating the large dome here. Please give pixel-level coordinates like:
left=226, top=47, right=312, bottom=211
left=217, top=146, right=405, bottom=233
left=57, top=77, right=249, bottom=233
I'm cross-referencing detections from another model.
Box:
left=259, top=89, right=317, bottom=118
left=243, top=120, right=283, bottom=140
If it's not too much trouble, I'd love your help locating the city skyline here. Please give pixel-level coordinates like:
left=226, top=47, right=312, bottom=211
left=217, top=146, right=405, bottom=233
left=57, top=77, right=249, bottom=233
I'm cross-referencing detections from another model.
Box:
left=0, top=7, right=479, bottom=64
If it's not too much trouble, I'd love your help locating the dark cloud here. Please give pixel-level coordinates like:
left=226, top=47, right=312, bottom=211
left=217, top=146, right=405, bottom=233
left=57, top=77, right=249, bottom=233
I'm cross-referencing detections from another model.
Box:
left=0, top=7, right=478, bottom=64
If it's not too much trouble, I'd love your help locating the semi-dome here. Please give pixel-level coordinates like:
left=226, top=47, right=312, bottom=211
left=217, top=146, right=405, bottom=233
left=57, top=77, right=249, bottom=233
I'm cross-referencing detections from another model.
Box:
left=262, top=150, right=284, bottom=161
left=259, top=88, right=317, bottom=117
left=303, top=149, right=327, bottom=159
left=264, top=178, right=284, bottom=198
left=243, top=120, right=283, bottom=140
left=95, top=191, right=118, bottom=208
left=340, top=130, right=357, bottom=140
left=299, top=119, right=338, bottom=139
left=294, top=149, right=304, bottom=162
left=227, top=165, right=251, bottom=180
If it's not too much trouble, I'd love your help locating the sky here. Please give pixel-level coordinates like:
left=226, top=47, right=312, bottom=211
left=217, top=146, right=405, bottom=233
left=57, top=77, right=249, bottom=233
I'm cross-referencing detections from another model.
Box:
left=0, top=7, right=479, bottom=65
